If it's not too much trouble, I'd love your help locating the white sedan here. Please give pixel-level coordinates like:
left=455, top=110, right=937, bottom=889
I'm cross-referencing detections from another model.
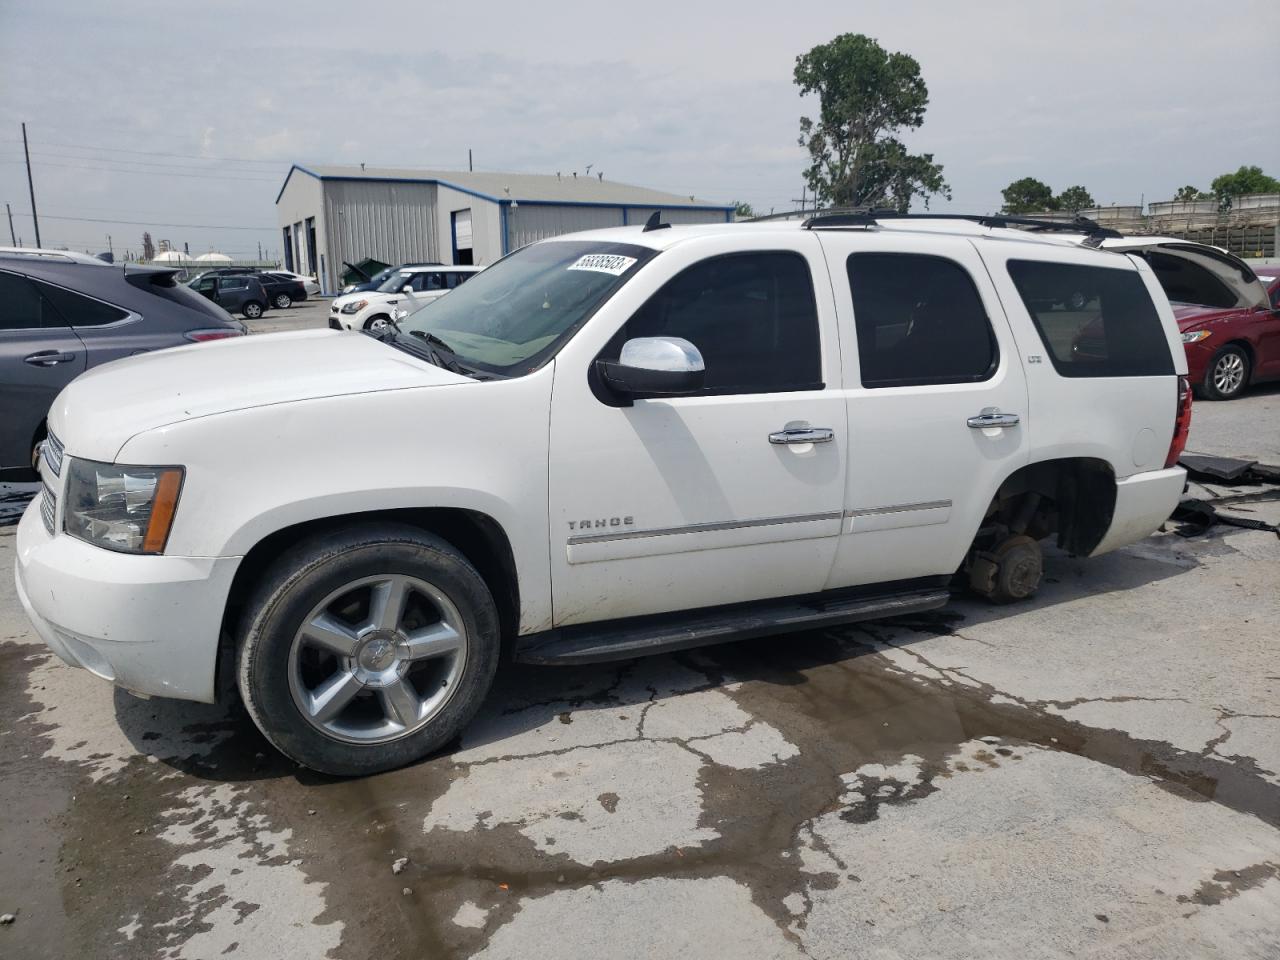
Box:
left=275, top=271, right=322, bottom=297
left=328, top=265, right=482, bottom=331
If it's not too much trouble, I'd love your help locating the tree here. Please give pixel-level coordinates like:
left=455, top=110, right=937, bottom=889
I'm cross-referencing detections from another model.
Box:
left=1173, top=185, right=1209, bottom=202
left=732, top=200, right=755, bottom=219
left=794, top=33, right=949, bottom=211
left=1055, top=185, right=1095, bottom=214
left=141, top=231, right=155, bottom=260
left=1210, top=165, right=1280, bottom=210
left=1001, top=177, right=1058, bottom=214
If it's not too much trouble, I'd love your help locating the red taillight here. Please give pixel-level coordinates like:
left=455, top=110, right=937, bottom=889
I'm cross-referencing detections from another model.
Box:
left=1165, top=374, right=1193, bottom=468
left=184, top=328, right=244, bottom=342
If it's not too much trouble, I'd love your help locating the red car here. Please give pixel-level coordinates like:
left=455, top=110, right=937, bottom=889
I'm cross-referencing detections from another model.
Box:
left=1102, top=238, right=1280, bottom=400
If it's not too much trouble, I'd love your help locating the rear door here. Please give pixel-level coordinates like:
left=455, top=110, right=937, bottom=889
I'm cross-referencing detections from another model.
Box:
left=817, top=233, right=1030, bottom=588
left=0, top=269, right=86, bottom=472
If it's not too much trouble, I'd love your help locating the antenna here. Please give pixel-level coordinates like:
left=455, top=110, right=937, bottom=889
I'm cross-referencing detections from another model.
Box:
left=642, top=212, right=670, bottom=232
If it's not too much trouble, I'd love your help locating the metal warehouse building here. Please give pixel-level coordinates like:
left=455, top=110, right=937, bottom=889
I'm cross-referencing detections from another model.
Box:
left=275, top=164, right=734, bottom=294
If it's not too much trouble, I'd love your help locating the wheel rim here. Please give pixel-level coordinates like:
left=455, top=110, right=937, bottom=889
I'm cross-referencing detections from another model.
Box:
left=368, top=317, right=388, bottom=331
left=275, top=295, right=290, bottom=309
left=246, top=303, right=262, bottom=318
left=287, top=574, right=468, bottom=744
left=1213, top=352, right=1245, bottom=394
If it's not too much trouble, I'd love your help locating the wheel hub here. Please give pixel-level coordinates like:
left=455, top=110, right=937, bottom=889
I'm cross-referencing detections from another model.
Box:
left=351, top=630, right=406, bottom=685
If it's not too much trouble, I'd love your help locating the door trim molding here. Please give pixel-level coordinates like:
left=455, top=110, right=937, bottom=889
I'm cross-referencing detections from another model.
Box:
left=567, top=509, right=843, bottom=546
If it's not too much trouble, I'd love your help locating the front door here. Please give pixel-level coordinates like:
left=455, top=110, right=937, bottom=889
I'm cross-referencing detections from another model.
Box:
left=0, top=269, right=87, bottom=472
left=547, top=237, right=848, bottom=626
left=816, top=234, right=1030, bottom=588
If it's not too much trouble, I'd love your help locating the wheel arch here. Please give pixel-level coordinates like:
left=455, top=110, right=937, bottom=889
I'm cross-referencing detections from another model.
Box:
left=218, top=507, right=521, bottom=696
left=983, top=455, right=1118, bottom=557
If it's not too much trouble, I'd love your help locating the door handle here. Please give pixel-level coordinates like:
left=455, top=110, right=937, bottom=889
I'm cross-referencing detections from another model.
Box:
left=24, top=351, right=76, bottom=367
left=967, top=412, right=1020, bottom=428
left=769, top=427, right=835, bottom=445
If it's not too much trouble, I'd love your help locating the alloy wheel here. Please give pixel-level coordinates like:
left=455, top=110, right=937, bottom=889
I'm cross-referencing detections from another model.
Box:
left=1213, top=352, right=1245, bottom=395
left=287, top=574, right=468, bottom=744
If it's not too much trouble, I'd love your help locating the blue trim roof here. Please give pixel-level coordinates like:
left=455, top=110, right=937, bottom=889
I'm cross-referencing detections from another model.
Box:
left=275, top=164, right=734, bottom=212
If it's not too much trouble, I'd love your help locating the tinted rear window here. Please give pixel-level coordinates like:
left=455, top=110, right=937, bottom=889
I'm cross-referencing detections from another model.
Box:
left=1007, top=260, right=1173, bottom=378
left=846, top=253, right=997, bottom=387
left=35, top=279, right=130, bottom=327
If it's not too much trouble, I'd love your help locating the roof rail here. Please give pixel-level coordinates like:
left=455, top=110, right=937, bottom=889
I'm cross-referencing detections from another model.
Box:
left=801, top=210, right=1124, bottom=240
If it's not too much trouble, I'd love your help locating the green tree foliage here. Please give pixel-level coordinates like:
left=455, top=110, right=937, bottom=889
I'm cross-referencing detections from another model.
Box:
left=1055, top=185, right=1095, bottom=214
left=732, top=200, right=756, bottom=219
left=794, top=33, right=949, bottom=211
left=1210, top=165, right=1280, bottom=209
left=1172, top=185, right=1209, bottom=202
left=1001, top=177, right=1058, bottom=214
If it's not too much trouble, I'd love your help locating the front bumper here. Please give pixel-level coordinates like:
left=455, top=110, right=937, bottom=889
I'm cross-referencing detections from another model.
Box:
left=1181, top=339, right=1213, bottom=385
left=14, top=497, right=240, bottom=703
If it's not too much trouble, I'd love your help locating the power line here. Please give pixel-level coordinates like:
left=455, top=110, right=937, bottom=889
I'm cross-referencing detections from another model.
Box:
left=0, top=136, right=284, bottom=166
left=8, top=211, right=275, bottom=230
left=6, top=149, right=286, bottom=177
left=0, top=158, right=279, bottom=182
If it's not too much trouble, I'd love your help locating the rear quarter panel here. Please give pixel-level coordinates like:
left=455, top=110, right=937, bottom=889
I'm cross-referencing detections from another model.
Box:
left=977, top=244, right=1185, bottom=480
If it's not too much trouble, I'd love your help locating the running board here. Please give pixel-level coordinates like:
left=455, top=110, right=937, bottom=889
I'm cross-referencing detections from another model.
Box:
left=514, top=583, right=951, bottom=666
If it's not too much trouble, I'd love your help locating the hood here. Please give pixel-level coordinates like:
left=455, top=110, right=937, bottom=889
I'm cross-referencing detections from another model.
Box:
left=50, top=328, right=469, bottom=462
left=1099, top=237, right=1270, bottom=312
left=1171, top=302, right=1241, bottom=330
left=333, top=289, right=396, bottom=309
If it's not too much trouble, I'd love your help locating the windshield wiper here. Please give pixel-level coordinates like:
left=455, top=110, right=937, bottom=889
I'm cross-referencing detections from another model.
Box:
left=407, top=330, right=471, bottom=375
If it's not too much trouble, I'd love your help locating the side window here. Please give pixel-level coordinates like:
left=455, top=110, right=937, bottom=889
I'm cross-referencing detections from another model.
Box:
left=846, top=253, right=997, bottom=388
left=615, top=251, right=822, bottom=394
left=33, top=280, right=130, bottom=327
left=0, top=270, right=58, bottom=330
left=423, top=272, right=446, bottom=291
left=1007, top=260, right=1174, bottom=378
left=220, top=277, right=248, bottom=290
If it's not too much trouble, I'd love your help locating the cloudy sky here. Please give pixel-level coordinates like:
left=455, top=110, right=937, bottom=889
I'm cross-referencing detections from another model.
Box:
left=1, top=0, right=1276, bottom=261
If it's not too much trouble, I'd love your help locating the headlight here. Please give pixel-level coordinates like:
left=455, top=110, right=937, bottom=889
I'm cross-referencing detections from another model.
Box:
left=65, top=459, right=184, bottom=554
left=1181, top=330, right=1211, bottom=344
left=340, top=299, right=368, bottom=314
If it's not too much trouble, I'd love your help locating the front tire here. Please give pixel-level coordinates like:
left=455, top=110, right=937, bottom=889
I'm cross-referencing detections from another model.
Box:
left=364, top=315, right=391, bottom=332
left=243, top=301, right=264, bottom=319
left=1202, top=345, right=1250, bottom=400
left=236, top=524, right=501, bottom=776
left=273, top=293, right=293, bottom=310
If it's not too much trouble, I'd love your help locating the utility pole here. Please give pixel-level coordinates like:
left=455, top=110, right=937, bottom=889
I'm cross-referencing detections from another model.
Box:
left=107, top=234, right=113, bottom=258
left=468, top=148, right=473, bottom=172
left=22, top=123, right=41, bottom=247
left=257, top=240, right=262, bottom=261
left=5, top=202, right=15, bottom=245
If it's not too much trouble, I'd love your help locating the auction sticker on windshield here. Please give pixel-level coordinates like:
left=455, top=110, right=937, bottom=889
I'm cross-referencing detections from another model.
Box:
left=567, top=254, right=638, bottom=276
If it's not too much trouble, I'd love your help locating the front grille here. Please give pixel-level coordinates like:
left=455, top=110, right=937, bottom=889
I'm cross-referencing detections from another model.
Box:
left=329, top=317, right=342, bottom=330
left=43, top=430, right=65, bottom=477
left=40, top=485, right=57, bottom=536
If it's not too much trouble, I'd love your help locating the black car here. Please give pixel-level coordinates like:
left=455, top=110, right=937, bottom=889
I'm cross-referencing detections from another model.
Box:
left=256, top=272, right=308, bottom=309
left=0, top=250, right=244, bottom=477
left=188, top=273, right=271, bottom=319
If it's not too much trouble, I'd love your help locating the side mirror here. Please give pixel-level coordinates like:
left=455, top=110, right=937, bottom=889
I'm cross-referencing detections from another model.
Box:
left=402, top=284, right=414, bottom=293
left=597, top=336, right=705, bottom=402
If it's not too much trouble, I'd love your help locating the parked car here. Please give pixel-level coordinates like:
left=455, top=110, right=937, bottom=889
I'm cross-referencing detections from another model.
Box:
left=340, top=262, right=443, bottom=295
left=1095, top=238, right=1279, bottom=400
left=255, top=272, right=309, bottom=310
left=329, top=265, right=481, bottom=331
left=0, top=249, right=243, bottom=477
left=16, top=216, right=1190, bottom=776
left=274, top=271, right=321, bottom=298
left=188, top=273, right=271, bottom=319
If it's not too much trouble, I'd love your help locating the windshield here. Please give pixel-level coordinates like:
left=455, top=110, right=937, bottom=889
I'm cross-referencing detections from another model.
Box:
left=399, top=240, right=656, bottom=375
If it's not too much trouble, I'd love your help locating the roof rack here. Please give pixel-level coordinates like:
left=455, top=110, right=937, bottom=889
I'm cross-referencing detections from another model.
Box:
left=801, top=210, right=1124, bottom=240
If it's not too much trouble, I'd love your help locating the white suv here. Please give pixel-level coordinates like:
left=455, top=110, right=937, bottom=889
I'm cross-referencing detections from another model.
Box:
left=329, top=265, right=481, bottom=331
left=15, top=214, right=1191, bottom=776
